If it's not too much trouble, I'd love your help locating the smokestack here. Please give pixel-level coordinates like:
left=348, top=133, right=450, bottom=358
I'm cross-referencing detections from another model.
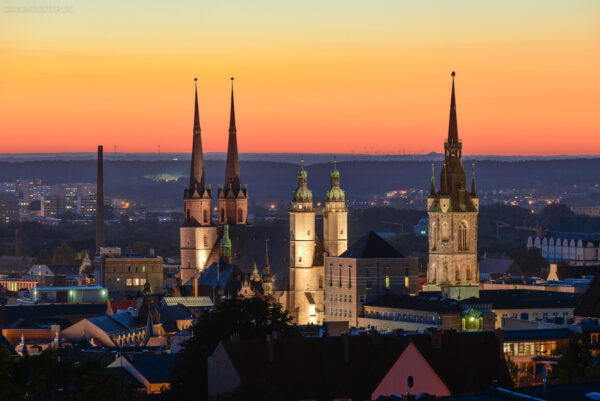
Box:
left=96, top=145, right=104, bottom=255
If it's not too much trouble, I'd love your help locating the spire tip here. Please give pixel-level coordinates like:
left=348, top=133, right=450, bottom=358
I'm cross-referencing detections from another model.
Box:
left=451, top=71, right=456, bottom=78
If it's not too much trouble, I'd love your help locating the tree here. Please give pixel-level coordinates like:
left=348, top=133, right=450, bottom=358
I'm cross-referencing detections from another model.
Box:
left=51, top=243, right=76, bottom=264
left=510, top=247, right=548, bottom=276
left=551, top=337, right=600, bottom=383
left=166, top=297, right=299, bottom=400
left=0, top=346, right=140, bottom=401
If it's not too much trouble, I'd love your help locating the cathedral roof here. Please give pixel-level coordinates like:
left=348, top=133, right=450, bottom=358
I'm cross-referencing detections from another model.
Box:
left=326, top=160, right=345, bottom=202
left=339, top=231, right=403, bottom=259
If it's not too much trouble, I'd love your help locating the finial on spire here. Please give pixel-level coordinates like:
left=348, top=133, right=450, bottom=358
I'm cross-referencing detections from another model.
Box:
left=430, top=163, right=436, bottom=196
left=333, top=156, right=337, bottom=171
left=451, top=71, right=455, bottom=78
left=471, top=162, right=477, bottom=195
left=447, top=70, right=459, bottom=145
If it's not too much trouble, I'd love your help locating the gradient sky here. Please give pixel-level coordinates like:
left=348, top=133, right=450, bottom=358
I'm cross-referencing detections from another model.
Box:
left=1, top=0, right=599, bottom=155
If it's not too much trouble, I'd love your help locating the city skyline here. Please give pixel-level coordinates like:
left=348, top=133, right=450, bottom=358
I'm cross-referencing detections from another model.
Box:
left=2, top=1, right=599, bottom=155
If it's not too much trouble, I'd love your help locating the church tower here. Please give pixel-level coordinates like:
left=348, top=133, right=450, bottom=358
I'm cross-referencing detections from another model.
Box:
left=180, top=79, right=218, bottom=284
left=288, top=161, right=324, bottom=325
left=426, top=72, right=479, bottom=300
left=323, top=160, right=348, bottom=257
left=218, top=78, right=248, bottom=225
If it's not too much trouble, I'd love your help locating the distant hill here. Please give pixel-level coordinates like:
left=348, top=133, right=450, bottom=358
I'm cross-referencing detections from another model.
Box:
left=1, top=158, right=599, bottom=207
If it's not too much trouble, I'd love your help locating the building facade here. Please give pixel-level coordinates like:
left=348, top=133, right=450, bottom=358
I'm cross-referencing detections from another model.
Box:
left=323, top=162, right=348, bottom=257
left=96, top=248, right=163, bottom=298
left=0, top=195, right=19, bottom=224
left=324, top=231, right=418, bottom=327
left=527, top=235, right=600, bottom=266
left=426, top=72, right=479, bottom=299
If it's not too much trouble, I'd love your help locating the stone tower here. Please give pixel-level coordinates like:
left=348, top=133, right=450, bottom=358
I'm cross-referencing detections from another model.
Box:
left=218, top=78, right=248, bottom=225
left=180, top=79, right=218, bottom=284
left=323, top=160, right=348, bottom=257
left=288, top=162, right=324, bottom=325
left=426, top=72, right=479, bottom=300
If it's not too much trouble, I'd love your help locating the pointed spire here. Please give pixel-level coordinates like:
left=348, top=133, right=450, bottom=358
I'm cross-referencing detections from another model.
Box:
left=224, top=77, right=241, bottom=195
left=144, top=307, right=154, bottom=345
left=264, top=238, right=271, bottom=276
left=188, top=78, right=207, bottom=195
left=430, top=163, right=436, bottom=196
left=471, top=162, right=477, bottom=195
left=440, top=162, right=448, bottom=194
left=447, top=71, right=459, bottom=145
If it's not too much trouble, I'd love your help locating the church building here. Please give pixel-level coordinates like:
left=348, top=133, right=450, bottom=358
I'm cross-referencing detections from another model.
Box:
left=180, top=78, right=248, bottom=285
left=426, top=72, right=480, bottom=300
left=287, top=162, right=348, bottom=325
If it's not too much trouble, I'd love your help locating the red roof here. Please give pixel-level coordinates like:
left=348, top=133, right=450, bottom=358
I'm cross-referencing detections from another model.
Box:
left=107, top=300, right=137, bottom=314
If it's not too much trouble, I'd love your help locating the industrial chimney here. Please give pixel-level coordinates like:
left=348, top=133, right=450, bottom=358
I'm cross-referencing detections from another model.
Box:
left=96, top=145, right=104, bottom=255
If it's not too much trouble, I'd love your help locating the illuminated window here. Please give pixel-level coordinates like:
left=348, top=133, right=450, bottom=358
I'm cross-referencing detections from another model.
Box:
left=126, top=279, right=133, bottom=286
left=385, top=267, right=391, bottom=289
left=133, top=278, right=140, bottom=286
left=142, top=265, right=146, bottom=273
left=404, top=276, right=409, bottom=288
left=308, top=305, right=316, bottom=316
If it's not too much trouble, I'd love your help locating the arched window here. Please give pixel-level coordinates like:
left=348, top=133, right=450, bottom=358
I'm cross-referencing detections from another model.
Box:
left=458, top=222, right=468, bottom=250
left=203, top=209, right=208, bottom=224
left=238, top=208, right=243, bottom=223
left=431, top=222, right=437, bottom=250
left=186, top=210, right=191, bottom=224
left=455, top=267, right=460, bottom=282
left=203, top=235, right=208, bottom=247
left=466, top=267, right=471, bottom=281
left=220, top=208, right=225, bottom=222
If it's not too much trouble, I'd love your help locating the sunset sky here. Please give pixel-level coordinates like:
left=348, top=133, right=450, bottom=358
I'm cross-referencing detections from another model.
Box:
left=1, top=1, right=599, bottom=155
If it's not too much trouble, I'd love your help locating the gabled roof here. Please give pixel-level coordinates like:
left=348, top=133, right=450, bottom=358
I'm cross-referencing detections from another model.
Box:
left=409, top=331, right=512, bottom=394
left=156, top=305, right=193, bottom=332
left=88, top=312, right=143, bottom=334
left=220, top=334, right=412, bottom=400
left=124, top=353, right=178, bottom=383
left=340, top=231, right=403, bottom=259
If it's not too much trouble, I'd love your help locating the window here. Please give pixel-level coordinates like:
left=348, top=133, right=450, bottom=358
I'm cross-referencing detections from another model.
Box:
left=455, top=268, right=460, bottom=282
left=133, top=278, right=140, bottom=286
left=404, top=276, right=410, bottom=288
left=127, top=266, right=131, bottom=272
left=441, top=222, right=449, bottom=241
left=220, top=208, right=225, bottom=222
left=203, top=235, right=208, bottom=247
left=466, top=268, right=471, bottom=281
left=126, top=278, right=133, bottom=286
left=238, top=208, right=243, bottom=223
left=458, top=222, right=468, bottom=250
left=348, top=268, right=352, bottom=288
left=339, top=266, right=342, bottom=287
left=203, top=209, right=208, bottom=223
left=385, top=267, right=391, bottom=289
left=135, top=266, right=138, bottom=272
left=142, top=265, right=146, bottom=273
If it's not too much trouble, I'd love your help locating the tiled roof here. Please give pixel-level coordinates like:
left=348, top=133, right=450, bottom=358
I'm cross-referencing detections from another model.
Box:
left=89, top=312, right=143, bottom=334
left=340, top=231, right=403, bottom=259
left=156, top=305, right=193, bottom=332
left=1, top=303, right=108, bottom=327
left=125, top=353, right=178, bottom=383
left=364, top=293, right=464, bottom=313
left=463, top=290, right=581, bottom=310
left=503, top=328, right=574, bottom=342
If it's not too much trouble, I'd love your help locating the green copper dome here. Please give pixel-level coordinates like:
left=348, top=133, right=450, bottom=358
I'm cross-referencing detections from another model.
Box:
left=326, top=160, right=345, bottom=201
left=293, top=164, right=313, bottom=202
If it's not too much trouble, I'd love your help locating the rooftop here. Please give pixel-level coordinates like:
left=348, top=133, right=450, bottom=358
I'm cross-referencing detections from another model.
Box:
left=339, top=231, right=404, bottom=259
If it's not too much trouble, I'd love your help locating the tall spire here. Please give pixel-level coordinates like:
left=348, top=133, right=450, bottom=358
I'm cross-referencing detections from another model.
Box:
left=471, top=162, right=477, bottom=195
left=430, top=163, right=436, bottom=196
left=189, top=78, right=206, bottom=194
left=264, top=238, right=271, bottom=275
left=447, top=71, right=459, bottom=145
left=224, top=77, right=241, bottom=194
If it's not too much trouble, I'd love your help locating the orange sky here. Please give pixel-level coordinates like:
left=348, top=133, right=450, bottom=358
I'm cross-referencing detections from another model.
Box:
left=1, top=1, right=599, bottom=155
